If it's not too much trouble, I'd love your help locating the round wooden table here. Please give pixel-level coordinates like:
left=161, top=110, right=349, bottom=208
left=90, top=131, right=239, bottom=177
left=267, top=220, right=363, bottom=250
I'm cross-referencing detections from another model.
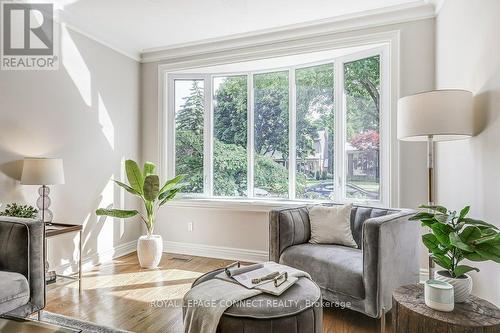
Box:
left=392, top=284, right=500, bottom=333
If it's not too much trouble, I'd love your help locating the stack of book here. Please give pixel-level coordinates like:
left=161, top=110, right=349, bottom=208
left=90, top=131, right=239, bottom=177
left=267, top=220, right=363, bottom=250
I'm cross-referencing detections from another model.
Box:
left=46, top=270, right=56, bottom=284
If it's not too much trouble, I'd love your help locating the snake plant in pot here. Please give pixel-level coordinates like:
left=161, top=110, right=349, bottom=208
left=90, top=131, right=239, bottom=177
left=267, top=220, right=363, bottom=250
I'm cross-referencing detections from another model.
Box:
left=96, top=160, right=185, bottom=269
left=410, top=205, right=500, bottom=302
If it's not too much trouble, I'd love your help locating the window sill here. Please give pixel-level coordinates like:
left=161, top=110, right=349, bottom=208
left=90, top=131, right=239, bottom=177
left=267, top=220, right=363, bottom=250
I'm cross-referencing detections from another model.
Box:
left=164, top=198, right=315, bottom=212
left=163, top=197, right=384, bottom=212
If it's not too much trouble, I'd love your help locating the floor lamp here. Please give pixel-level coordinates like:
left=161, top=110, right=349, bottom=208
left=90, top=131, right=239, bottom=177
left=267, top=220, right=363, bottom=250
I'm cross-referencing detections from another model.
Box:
left=397, top=90, right=474, bottom=280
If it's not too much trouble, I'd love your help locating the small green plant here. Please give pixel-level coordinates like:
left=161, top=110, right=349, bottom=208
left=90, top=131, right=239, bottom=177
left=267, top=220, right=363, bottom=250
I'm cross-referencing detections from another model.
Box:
left=0, top=203, right=38, bottom=219
left=410, top=205, right=500, bottom=278
left=96, top=160, right=185, bottom=236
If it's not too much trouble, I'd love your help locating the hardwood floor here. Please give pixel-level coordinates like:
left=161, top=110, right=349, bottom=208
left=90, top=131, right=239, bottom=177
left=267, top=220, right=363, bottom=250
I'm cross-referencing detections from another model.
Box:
left=46, top=252, right=389, bottom=333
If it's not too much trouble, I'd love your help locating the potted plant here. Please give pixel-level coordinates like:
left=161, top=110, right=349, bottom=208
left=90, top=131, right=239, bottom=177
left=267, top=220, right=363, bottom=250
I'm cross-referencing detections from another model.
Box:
left=411, top=205, right=500, bottom=302
left=96, top=160, right=185, bottom=269
left=0, top=203, right=38, bottom=218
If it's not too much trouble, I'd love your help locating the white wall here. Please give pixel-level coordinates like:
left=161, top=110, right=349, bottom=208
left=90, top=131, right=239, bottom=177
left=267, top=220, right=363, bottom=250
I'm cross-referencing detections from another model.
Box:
left=0, top=26, right=141, bottom=273
left=141, top=18, right=435, bottom=262
left=434, top=0, right=500, bottom=306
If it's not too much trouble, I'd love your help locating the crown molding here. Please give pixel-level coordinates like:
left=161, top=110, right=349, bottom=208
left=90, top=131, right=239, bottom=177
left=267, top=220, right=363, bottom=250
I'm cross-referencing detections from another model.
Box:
left=62, top=23, right=142, bottom=62
left=141, top=1, right=435, bottom=63
left=55, top=9, right=141, bottom=62
left=425, top=0, right=446, bottom=14
left=154, top=30, right=400, bottom=74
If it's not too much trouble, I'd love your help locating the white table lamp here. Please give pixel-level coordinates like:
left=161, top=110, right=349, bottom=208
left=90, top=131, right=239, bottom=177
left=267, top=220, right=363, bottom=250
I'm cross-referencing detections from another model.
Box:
left=21, top=158, right=65, bottom=224
left=397, top=89, right=474, bottom=279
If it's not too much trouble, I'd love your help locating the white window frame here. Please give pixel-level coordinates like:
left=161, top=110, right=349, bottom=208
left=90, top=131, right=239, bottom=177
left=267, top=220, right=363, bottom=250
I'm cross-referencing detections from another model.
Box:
left=335, top=46, right=390, bottom=206
left=159, top=32, right=400, bottom=209
left=166, top=74, right=211, bottom=197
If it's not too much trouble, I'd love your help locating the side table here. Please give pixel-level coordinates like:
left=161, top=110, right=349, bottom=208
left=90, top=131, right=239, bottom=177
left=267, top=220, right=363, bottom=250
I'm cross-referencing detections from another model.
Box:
left=45, top=223, right=83, bottom=292
left=392, top=284, right=500, bottom=333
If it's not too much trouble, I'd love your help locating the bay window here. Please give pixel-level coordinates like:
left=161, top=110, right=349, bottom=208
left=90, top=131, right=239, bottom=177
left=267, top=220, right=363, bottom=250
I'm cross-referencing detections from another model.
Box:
left=253, top=71, right=290, bottom=199
left=344, top=56, right=381, bottom=200
left=174, top=79, right=205, bottom=194
left=213, top=75, right=248, bottom=197
left=295, top=63, right=335, bottom=200
left=166, top=46, right=389, bottom=205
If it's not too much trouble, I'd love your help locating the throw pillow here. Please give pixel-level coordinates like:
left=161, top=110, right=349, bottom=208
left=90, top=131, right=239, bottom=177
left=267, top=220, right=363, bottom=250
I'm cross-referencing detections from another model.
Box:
left=308, top=204, right=357, bottom=247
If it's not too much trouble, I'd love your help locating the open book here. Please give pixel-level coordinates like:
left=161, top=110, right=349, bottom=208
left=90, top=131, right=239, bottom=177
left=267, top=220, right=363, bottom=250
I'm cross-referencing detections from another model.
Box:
left=216, top=262, right=298, bottom=296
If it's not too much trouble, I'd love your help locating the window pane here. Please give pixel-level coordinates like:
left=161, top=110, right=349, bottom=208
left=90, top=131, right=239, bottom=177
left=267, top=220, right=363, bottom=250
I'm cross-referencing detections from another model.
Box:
left=174, top=79, right=204, bottom=194
left=295, top=64, right=334, bottom=200
left=253, top=71, right=289, bottom=198
left=213, top=76, right=248, bottom=197
left=344, top=55, right=380, bottom=200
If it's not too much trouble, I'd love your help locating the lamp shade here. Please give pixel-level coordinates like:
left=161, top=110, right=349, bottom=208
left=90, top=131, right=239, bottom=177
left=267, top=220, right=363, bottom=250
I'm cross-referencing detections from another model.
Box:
left=398, top=90, right=474, bottom=141
left=21, top=158, right=65, bottom=185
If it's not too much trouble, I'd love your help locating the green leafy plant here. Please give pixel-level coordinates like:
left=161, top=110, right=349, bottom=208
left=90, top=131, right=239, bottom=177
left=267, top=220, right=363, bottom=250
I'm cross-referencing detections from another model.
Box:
left=410, top=205, right=500, bottom=278
left=96, top=160, right=185, bottom=236
left=0, top=203, right=38, bottom=219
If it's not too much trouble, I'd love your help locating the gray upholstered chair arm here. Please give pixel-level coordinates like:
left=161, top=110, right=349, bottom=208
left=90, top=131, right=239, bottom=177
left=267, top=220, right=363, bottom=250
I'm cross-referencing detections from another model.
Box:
left=269, top=206, right=311, bottom=262
left=361, top=209, right=418, bottom=317
left=0, top=218, right=45, bottom=312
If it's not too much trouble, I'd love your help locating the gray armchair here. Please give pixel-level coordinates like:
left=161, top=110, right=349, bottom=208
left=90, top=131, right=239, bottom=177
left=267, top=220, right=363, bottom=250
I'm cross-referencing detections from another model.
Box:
left=0, top=217, right=45, bottom=317
left=269, top=204, right=419, bottom=320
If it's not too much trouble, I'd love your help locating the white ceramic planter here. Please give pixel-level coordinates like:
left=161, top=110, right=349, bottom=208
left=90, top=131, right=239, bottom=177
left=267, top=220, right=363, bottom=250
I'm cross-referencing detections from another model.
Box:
left=434, top=270, right=473, bottom=303
left=137, top=235, right=163, bottom=269
left=424, top=279, right=454, bottom=312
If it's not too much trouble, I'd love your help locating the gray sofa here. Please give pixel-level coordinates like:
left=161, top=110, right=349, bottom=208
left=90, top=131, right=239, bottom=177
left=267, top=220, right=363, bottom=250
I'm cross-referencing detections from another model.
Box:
left=0, top=217, right=45, bottom=317
left=269, top=204, right=419, bottom=320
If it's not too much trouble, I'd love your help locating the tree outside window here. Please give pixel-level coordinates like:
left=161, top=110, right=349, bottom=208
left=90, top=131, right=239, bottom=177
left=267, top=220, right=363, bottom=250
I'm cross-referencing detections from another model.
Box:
left=172, top=54, right=382, bottom=201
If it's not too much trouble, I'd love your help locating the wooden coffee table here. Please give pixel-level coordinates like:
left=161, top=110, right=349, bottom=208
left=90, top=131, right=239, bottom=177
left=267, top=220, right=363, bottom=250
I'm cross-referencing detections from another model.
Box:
left=392, top=284, right=500, bottom=333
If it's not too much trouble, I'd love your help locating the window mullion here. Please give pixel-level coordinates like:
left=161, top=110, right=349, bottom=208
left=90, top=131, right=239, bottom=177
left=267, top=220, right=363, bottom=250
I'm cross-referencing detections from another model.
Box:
left=204, top=75, right=213, bottom=197
left=247, top=74, right=254, bottom=198
left=334, top=61, right=345, bottom=202
left=289, top=68, right=296, bottom=200
left=380, top=48, right=390, bottom=206
left=166, top=75, right=175, bottom=180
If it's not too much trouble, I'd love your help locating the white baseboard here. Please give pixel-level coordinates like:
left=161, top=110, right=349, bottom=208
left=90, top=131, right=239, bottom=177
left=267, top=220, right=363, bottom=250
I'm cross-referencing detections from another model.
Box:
left=420, top=268, right=429, bottom=283
left=54, top=240, right=137, bottom=275
left=163, top=241, right=268, bottom=263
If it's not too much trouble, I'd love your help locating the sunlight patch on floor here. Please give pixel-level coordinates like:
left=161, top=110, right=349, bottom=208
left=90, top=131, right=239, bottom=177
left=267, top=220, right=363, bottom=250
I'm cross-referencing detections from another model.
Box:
left=108, top=283, right=192, bottom=302
left=64, top=268, right=203, bottom=290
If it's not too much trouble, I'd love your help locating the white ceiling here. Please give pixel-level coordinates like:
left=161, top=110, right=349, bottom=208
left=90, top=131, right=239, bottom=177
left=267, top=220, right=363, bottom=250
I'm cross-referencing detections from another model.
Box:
left=50, top=0, right=432, bottom=59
